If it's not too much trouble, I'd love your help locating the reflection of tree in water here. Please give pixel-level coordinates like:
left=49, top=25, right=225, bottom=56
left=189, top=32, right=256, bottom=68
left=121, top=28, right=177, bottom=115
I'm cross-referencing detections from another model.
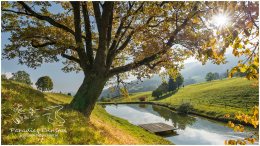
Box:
left=152, top=105, right=196, bottom=130
left=139, top=104, right=147, bottom=109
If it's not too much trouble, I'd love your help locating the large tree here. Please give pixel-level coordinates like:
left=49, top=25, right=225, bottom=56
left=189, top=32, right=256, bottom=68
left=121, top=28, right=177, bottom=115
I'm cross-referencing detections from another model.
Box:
left=2, top=1, right=258, bottom=118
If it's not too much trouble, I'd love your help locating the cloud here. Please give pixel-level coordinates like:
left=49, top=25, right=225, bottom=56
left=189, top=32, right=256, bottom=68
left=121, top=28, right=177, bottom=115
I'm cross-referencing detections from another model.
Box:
left=3, top=72, right=13, bottom=79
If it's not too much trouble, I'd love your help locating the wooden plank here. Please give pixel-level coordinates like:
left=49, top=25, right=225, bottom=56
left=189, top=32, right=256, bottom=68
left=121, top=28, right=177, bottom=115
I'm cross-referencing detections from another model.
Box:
left=139, top=123, right=176, bottom=134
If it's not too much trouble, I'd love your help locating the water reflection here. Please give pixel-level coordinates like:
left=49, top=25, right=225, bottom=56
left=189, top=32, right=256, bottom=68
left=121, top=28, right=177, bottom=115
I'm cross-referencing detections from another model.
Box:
left=151, top=105, right=196, bottom=130
left=104, top=104, right=258, bottom=145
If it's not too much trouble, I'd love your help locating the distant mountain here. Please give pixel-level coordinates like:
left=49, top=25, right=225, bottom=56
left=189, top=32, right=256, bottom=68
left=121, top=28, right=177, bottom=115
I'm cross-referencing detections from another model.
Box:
left=181, top=54, right=242, bottom=82
left=100, top=54, right=243, bottom=98
left=100, top=75, right=162, bottom=98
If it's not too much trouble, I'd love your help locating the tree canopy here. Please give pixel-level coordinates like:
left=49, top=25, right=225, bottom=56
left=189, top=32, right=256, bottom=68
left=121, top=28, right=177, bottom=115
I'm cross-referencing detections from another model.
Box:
left=1, top=74, right=7, bottom=80
left=152, top=82, right=168, bottom=98
left=168, top=74, right=184, bottom=91
left=35, top=76, right=53, bottom=91
left=2, top=2, right=258, bottom=79
left=205, top=72, right=220, bottom=81
left=168, top=78, right=178, bottom=92
left=205, top=72, right=215, bottom=81
left=10, top=70, right=32, bottom=85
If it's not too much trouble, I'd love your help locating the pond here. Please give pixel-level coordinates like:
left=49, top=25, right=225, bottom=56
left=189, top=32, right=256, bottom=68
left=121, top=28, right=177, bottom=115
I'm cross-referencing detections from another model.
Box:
left=104, top=104, right=258, bottom=145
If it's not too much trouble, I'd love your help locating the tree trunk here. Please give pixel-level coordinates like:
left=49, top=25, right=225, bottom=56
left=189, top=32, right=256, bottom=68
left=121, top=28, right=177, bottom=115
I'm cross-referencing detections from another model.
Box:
left=69, top=74, right=108, bottom=118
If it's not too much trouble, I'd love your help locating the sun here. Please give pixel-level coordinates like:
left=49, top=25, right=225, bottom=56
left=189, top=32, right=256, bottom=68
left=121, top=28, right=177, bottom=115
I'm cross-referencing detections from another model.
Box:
left=211, top=13, right=230, bottom=27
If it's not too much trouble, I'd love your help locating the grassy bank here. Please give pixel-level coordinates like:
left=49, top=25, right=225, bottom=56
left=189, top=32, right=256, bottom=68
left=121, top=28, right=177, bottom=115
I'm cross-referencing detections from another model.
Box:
left=111, top=91, right=153, bottom=102
left=109, top=78, right=259, bottom=120
left=1, top=79, right=171, bottom=144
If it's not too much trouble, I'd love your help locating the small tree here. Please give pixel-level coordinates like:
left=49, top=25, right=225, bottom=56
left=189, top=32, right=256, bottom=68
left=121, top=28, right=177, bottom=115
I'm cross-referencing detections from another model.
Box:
left=168, top=74, right=184, bottom=91
left=1, top=74, right=7, bottom=80
left=176, top=74, right=184, bottom=88
left=158, top=82, right=168, bottom=93
left=205, top=72, right=215, bottom=81
left=213, top=72, right=220, bottom=80
left=168, top=78, right=178, bottom=92
left=35, top=76, right=53, bottom=92
left=152, top=89, right=162, bottom=99
left=10, top=71, right=32, bottom=85
left=152, top=82, right=168, bottom=99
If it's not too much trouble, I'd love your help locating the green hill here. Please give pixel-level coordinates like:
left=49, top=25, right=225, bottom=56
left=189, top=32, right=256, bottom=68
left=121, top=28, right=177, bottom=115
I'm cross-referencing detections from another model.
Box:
left=110, top=78, right=259, bottom=119
left=159, top=78, right=258, bottom=117
left=1, top=79, right=170, bottom=145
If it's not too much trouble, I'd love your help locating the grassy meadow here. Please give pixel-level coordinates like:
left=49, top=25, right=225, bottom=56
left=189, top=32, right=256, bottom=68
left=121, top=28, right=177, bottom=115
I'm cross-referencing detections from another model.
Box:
left=109, top=78, right=259, bottom=119
left=1, top=79, right=171, bottom=144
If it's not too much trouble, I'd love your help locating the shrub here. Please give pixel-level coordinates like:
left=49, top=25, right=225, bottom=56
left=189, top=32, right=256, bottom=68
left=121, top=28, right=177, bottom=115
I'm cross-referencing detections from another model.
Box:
left=152, top=89, right=162, bottom=99
left=68, top=93, right=72, bottom=96
left=100, top=97, right=111, bottom=102
left=138, top=96, right=146, bottom=101
left=176, top=103, right=193, bottom=114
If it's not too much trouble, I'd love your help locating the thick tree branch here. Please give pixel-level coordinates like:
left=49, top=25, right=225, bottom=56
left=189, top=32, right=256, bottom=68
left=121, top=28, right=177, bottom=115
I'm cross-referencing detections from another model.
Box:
left=82, top=2, right=94, bottom=66
left=71, top=2, right=88, bottom=73
left=107, top=5, right=114, bottom=49
left=92, top=2, right=102, bottom=32
left=108, top=52, right=162, bottom=76
left=94, top=2, right=114, bottom=68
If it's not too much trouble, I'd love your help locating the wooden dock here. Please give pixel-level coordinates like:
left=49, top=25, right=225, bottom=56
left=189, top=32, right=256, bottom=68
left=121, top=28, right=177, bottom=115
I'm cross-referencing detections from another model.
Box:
left=139, top=123, right=177, bottom=135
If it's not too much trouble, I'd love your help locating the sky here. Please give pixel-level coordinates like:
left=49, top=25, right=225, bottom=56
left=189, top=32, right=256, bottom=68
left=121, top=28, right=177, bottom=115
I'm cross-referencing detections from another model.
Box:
left=1, top=32, right=85, bottom=93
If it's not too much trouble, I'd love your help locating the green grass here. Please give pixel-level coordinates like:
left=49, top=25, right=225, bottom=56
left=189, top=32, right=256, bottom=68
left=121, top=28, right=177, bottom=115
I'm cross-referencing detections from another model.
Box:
left=1, top=79, right=171, bottom=144
left=159, top=78, right=258, bottom=117
left=111, top=91, right=154, bottom=102
left=45, top=92, right=73, bottom=104
left=110, top=78, right=259, bottom=120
